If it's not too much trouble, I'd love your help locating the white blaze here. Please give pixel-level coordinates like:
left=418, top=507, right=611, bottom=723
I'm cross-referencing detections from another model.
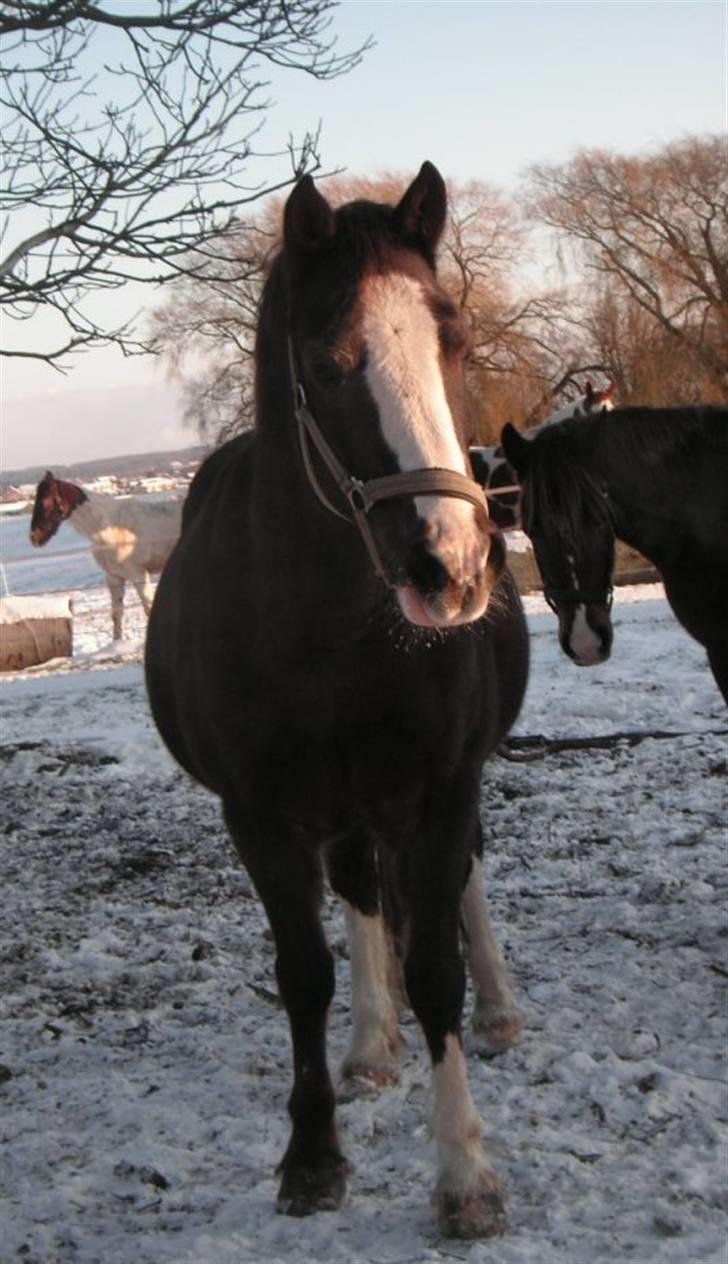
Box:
left=361, top=272, right=479, bottom=574
left=568, top=605, right=603, bottom=665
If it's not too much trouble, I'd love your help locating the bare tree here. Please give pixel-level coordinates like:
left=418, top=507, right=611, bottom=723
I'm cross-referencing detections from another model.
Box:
left=441, top=182, right=608, bottom=440
left=525, top=135, right=728, bottom=397
left=0, top=0, right=370, bottom=368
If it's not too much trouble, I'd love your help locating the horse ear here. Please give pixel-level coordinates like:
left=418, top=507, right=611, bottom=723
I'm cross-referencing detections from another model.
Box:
left=584, top=381, right=594, bottom=403
left=500, top=423, right=531, bottom=476
left=283, top=175, right=335, bottom=259
left=392, top=161, right=447, bottom=261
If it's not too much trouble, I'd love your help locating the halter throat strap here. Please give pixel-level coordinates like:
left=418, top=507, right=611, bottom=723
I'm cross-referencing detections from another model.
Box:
left=287, top=336, right=493, bottom=585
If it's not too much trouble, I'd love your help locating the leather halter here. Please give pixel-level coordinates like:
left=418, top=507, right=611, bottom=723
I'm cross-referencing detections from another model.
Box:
left=543, top=583, right=614, bottom=613
left=288, top=336, right=495, bottom=586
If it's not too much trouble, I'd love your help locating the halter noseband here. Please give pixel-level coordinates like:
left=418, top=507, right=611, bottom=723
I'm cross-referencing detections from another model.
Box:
left=543, top=584, right=614, bottom=613
left=287, top=336, right=496, bottom=586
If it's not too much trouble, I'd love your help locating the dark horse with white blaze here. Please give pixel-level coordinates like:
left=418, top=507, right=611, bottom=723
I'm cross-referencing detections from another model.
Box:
left=145, top=163, right=529, bottom=1238
left=501, top=406, right=728, bottom=702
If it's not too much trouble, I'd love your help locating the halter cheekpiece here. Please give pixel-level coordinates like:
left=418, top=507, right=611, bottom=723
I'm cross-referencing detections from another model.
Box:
left=287, top=336, right=497, bottom=586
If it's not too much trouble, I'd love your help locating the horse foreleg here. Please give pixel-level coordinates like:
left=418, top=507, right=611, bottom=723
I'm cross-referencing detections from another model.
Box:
left=327, top=830, right=403, bottom=1094
left=405, top=801, right=507, bottom=1240
left=106, top=575, right=125, bottom=641
left=462, top=840, right=523, bottom=1056
left=225, top=805, right=347, bottom=1217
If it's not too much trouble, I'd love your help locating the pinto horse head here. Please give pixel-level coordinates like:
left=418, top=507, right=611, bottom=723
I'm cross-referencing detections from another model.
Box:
left=501, top=421, right=614, bottom=666
left=280, top=162, right=504, bottom=630
left=540, top=381, right=616, bottom=429
left=30, top=472, right=87, bottom=547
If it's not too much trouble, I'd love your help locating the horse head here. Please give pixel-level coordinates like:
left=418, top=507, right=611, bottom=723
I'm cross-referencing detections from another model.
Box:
left=501, top=422, right=614, bottom=666
left=280, top=162, right=504, bottom=630
left=539, top=381, right=616, bottom=429
left=29, top=472, right=71, bottom=546
left=583, top=380, right=616, bottom=414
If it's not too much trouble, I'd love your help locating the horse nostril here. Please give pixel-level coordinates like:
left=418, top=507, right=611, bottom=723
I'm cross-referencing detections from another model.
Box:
left=406, top=545, right=449, bottom=596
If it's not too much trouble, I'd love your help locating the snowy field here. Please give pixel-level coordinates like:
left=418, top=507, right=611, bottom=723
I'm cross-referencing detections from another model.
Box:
left=1, top=579, right=726, bottom=1264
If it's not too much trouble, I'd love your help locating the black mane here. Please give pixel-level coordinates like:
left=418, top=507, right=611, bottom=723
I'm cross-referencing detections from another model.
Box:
left=525, top=405, right=728, bottom=538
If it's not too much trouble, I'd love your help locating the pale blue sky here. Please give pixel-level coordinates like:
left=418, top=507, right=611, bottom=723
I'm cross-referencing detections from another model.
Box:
left=2, top=0, right=726, bottom=466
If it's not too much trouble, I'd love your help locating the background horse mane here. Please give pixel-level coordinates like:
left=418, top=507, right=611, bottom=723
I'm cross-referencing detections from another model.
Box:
left=526, top=404, right=727, bottom=520
left=468, top=382, right=615, bottom=531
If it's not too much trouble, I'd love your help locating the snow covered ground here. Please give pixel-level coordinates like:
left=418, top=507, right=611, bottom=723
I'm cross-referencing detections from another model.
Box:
left=1, top=581, right=726, bottom=1264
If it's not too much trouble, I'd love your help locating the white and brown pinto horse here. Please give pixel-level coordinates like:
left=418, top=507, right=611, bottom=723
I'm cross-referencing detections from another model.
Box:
left=469, top=382, right=615, bottom=529
left=30, top=472, right=182, bottom=640
left=146, top=164, right=529, bottom=1238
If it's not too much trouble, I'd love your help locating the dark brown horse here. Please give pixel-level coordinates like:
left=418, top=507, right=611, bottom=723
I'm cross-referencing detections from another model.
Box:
left=501, top=406, right=728, bottom=701
left=145, top=164, right=529, bottom=1238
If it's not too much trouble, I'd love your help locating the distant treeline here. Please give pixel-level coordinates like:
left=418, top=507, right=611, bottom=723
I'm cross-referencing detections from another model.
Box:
left=2, top=445, right=207, bottom=492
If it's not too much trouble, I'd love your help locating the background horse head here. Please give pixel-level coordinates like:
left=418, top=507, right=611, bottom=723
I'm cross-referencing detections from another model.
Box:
left=501, top=420, right=614, bottom=665
left=541, top=380, right=615, bottom=428
left=30, top=471, right=87, bottom=546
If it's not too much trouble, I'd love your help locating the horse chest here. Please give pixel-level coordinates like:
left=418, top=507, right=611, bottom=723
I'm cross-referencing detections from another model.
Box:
left=201, top=638, right=482, bottom=834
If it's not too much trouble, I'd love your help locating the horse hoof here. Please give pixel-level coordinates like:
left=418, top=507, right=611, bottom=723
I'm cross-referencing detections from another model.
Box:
left=436, top=1174, right=508, bottom=1239
left=471, top=1004, right=524, bottom=1057
left=338, top=1060, right=400, bottom=1101
left=276, top=1156, right=348, bottom=1217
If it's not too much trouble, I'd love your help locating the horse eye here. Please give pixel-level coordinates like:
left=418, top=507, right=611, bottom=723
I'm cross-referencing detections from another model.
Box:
left=441, top=324, right=470, bottom=359
left=307, top=350, right=345, bottom=388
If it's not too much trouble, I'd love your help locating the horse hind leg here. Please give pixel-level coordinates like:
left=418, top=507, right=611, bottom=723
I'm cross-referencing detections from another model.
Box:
left=462, top=830, right=523, bottom=1056
left=134, top=571, right=155, bottom=617
left=225, top=803, right=347, bottom=1216
left=326, top=830, right=404, bottom=1097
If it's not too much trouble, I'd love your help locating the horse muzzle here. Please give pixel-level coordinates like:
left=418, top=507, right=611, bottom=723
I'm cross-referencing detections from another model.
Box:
left=396, top=518, right=505, bottom=629
left=560, top=603, right=613, bottom=667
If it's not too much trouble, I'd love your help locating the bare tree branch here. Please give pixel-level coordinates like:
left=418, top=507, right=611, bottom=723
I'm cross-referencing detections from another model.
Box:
left=524, top=136, right=728, bottom=394
left=1, top=0, right=371, bottom=364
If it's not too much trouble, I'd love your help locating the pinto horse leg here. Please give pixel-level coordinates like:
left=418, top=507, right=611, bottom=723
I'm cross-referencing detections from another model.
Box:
left=225, top=804, right=347, bottom=1216
left=327, top=830, right=404, bottom=1094
left=106, top=575, right=125, bottom=641
left=134, top=571, right=155, bottom=617
left=404, top=794, right=507, bottom=1240
left=462, top=830, right=523, bottom=1056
